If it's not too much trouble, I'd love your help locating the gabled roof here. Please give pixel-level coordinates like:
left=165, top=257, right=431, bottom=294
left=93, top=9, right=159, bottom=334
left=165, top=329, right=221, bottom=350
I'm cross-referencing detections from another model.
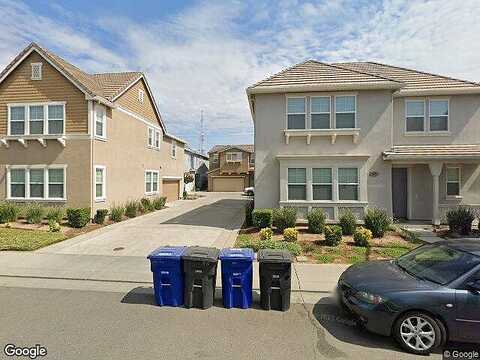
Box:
left=383, top=145, right=480, bottom=160
left=185, top=147, right=209, bottom=160
left=208, top=144, right=254, bottom=154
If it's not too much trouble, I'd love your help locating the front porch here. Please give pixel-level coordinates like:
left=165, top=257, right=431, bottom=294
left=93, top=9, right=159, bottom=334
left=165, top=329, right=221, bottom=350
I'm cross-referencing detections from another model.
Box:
left=384, top=145, right=480, bottom=225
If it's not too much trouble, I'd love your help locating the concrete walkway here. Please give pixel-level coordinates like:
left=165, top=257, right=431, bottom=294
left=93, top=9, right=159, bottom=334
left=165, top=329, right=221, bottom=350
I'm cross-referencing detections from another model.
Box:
left=397, top=222, right=445, bottom=243
left=39, top=192, right=247, bottom=256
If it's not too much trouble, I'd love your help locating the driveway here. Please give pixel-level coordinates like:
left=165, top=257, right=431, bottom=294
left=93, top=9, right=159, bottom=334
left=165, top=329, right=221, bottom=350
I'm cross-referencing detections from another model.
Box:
left=39, top=193, right=248, bottom=256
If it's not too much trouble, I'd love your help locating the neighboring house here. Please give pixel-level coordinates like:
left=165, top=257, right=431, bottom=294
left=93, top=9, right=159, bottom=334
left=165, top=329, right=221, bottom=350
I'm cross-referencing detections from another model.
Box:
left=247, top=60, right=480, bottom=224
left=207, top=145, right=254, bottom=192
left=184, top=147, right=209, bottom=192
left=0, top=42, right=186, bottom=212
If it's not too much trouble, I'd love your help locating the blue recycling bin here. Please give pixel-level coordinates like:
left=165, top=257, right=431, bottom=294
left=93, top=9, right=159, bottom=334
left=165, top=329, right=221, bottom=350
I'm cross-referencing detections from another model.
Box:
left=219, top=248, right=254, bottom=309
left=147, top=246, right=187, bottom=307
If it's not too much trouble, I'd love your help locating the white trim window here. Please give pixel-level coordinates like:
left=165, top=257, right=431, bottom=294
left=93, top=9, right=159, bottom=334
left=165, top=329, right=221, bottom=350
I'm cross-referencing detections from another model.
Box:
left=7, top=165, right=66, bottom=200
left=446, top=167, right=461, bottom=197
left=147, top=127, right=161, bottom=149
left=211, top=153, right=219, bottom=162
left=148, top=127, right=154, bottom=147
left=94, top=166, right=106, bottom=201
left=338, top=168, right=359, bottom=201
left=95, top=104, right=106, bottom=139
left=171, top=140, right=177, bottom=158
left=287, top=168, right=306, bottom=200
left=226, top=152, right=242, bottom=162
left=31, top=62, right=42, bottom=80
left=155, top=130, right=160, bottom=148
left=311, top=96, right=331, bottom=129
left=145, top=170, right=159, bottom=194
left=138, top=89, right=145, bottom=103
left=287, top=97, right=306, bottom=129
left=312, top=168, right=332, bottom=200
left=405, top=100, right=425, bottom=132
left=8, top=103, right=65, bottom=136
left=335, top=96, right=356, bottom=129
left=429, top=100, right=449, bottom=132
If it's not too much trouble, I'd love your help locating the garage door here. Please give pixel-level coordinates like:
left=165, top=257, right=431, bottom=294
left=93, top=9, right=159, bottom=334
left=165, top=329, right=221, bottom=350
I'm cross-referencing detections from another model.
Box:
left=212, top=177, right=244, bottom=192
left=162, top=180, right=180, bottom=202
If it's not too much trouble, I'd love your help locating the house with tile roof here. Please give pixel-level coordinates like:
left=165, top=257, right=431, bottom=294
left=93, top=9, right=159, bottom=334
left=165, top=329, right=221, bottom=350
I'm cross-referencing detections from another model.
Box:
left=0, top=42, right=186, bottom=211
left=247, top=60, right=480, bottom=224
left=207, top=144, right=254, bottom=192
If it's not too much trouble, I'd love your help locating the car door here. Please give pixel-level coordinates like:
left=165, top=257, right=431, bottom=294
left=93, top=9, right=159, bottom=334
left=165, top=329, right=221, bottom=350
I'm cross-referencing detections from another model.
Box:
left=455, top=270, right=480, bottom=342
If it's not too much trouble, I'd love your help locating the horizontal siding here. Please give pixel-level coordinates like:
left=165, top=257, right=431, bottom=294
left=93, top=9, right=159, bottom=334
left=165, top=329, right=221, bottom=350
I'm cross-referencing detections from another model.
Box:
left=114, top=79, right=159, bottom=125
left=0, top=51, right=88, bottom=135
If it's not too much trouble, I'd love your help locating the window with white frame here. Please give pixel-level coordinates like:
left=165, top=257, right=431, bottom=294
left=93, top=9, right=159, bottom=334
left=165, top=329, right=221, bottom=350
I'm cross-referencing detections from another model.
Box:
left=312, top=168, right=332, bottom=200
left=226, top=152, right=242, bottom=162
left=288, top=168, right=306, bottom=200
left=155, top=130, right=160, bottom=148
left=7, top=166, right=65, bottom=200
left=95, top=105, right=106, bottom=138
left=148, top=127, right=154, bottom=147
left=138, top=89, right=145, bottom=103
left=335, top=96, right=356, bottom=128
left=287, top=97, right=306, bottom=129
left=31, top=63, right=42, bottom=80
left=171, top=140, right=177, bottom=158
left=429, top=100, right=449, bottom=132
left=446, top=167, right=460, bottom=197
left=406, top=100, right=425, bottom=132
left=145, top=170, right=159, bottom=194
left=95, top=166, right=106, bottom=200
left=8, top=103, right=64, bottom=136
left=211, top=153, right=219, bottom=162
left=311, top=97, right=331, bottom=129
left=338, top=168, right=359, bottom=201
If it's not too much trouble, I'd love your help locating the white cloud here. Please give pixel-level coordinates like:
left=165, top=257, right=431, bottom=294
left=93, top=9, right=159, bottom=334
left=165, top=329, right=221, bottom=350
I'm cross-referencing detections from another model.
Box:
left=1, top=0, right=480, bottom=149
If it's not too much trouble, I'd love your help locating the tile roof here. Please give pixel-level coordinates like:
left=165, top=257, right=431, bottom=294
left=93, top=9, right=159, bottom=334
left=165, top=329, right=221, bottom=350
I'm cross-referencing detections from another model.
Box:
left=208, top=144, right=254, bottom=154
left=383, top=145, right=480, bottom=160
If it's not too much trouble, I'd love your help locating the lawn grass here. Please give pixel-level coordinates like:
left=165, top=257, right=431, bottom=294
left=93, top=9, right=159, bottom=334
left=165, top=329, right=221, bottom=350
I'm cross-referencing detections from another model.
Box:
left=0, top=228, right=66, bottom=251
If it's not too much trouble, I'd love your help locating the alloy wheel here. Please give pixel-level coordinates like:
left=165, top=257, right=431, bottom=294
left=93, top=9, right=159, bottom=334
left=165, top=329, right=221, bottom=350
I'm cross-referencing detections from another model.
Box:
left=400, top=316, right=436, bottom=351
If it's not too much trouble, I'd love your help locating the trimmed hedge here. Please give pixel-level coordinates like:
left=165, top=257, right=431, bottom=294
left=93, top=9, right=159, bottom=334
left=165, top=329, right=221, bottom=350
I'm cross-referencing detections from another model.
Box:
left=339, top=210, right=357, bottom=236
left=94, top=209, right=109, bottom=224
left=307, top=208, right=326, bottom=234
left=353, top=227, right=372, bottom=247
left=272, top=208, right=297, bottom=232
left=324, top=225, right=342, bottom=246
left=283, top=227, right=298, bottom=242
left=66, top=208, right=91, bottom=228
left=252, top=209, right=273, bottom=229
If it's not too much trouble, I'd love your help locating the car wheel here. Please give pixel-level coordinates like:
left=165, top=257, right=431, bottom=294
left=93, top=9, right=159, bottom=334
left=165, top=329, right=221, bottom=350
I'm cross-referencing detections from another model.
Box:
left=393, top=312, right=443, bottom=355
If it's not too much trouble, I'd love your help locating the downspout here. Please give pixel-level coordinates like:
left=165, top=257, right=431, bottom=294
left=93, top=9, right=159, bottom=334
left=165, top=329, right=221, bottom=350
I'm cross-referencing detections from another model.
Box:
left=88, top=100, right=94, bottom=215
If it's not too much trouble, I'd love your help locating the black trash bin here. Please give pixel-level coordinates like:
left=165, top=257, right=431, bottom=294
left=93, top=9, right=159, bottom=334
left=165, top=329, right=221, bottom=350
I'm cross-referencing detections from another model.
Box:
left=183, top=246, right=220, bottom=309
left=258, top=249, right=292, bottom=311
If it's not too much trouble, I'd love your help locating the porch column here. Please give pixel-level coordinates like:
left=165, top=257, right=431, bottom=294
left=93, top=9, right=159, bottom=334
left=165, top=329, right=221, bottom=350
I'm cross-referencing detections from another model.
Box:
left=428, top=161, right=443, bottom=225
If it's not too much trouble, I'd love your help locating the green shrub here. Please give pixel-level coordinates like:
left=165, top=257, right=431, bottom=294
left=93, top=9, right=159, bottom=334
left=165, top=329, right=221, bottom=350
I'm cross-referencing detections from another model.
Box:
left=272, top=207, right=297, bottom=232
left=339, top=210, right=357, bottom=236
left=94, top=209, right=109, bottom=224
left=48, top=219, right=61, bottom=232
left=110, top=205, right=125, bottom=222
left=183, top=190, right=188, bottom=200
left=236, top=235, right=260, bottom=252
left=258, top=238, right=277, bottom=250
left=140, top=198, right=154, bottom=213
left=353, top=227, right=372, bottom=247
left=252, top=209, right=273, bottom=229
left=275, top=241, right=302, bottom=256
left=259, top=227, right=273, bottom=241
left=283, top=227, right=298, bottom=242
left=364, top=208, right=391, bottom=238
left=66, top=208, right=91, bottom=228
left=307, top=208, right=326, bottom=234
left=446, top=207, right=475, bottom=235
left=125, top=200, right=138, bottom=218
left=45, top=206, right=65, bottom=223
left=153, top=197, right=167, bottom=210
left=245, top=200, right=254, bottom=226
left=324, top=225, right=342, bottom=246
left=25, top=203, right=45, bottom=224
left=0, top=202, right=21, bottom=223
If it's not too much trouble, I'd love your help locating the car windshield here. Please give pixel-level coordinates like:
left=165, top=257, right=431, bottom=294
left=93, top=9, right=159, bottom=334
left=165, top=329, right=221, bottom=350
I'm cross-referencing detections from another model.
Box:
left=395, top=244, right=480, bottom=285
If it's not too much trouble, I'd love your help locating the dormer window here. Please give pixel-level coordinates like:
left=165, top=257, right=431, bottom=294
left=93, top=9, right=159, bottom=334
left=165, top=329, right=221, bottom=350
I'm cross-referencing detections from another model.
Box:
left=31, top=63, right=42, bottom=80
left=138, top=89, right=144, bottom=103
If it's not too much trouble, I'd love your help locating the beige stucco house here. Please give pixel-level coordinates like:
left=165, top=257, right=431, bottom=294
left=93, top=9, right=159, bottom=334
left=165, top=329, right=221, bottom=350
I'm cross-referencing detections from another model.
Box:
left=0, top=42, right=186, bottom=213
left=207, top=145, right=254, bottom=192
left=247, top=60, right=480, bottom=224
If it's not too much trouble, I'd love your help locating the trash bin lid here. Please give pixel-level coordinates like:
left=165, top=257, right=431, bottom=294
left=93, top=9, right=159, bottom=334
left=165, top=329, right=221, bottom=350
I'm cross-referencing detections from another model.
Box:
left=257, top=249, right=293, bottom=263
left=219, top=248, right=254, bottom=261
left=183, top=246, right=220, bottom=262
left=147, top=246, right=187, bottom=260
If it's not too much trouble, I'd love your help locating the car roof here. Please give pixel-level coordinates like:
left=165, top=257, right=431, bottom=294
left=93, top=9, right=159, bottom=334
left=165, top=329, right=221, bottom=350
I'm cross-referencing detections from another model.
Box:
left=438, top=239, right=480, bottom=256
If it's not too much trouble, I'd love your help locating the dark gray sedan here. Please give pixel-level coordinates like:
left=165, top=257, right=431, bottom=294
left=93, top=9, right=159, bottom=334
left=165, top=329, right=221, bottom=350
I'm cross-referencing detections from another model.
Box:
left=337, top=240, right=480, bottom=355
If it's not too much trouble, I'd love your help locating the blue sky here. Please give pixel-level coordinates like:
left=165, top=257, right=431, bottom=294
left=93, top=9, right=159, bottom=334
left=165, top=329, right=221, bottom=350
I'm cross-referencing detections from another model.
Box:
left=1, top=0, right=480, bottom=152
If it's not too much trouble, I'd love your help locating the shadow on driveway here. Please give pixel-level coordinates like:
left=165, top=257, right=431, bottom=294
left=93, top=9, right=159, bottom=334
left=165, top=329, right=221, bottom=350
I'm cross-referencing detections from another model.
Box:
left=161, top=199, right=248, bottom=230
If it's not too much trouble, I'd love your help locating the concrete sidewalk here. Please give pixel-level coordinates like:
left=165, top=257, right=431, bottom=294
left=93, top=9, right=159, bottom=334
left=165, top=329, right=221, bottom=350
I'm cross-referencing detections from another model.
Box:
left=0, top=252, right=349, bottom=294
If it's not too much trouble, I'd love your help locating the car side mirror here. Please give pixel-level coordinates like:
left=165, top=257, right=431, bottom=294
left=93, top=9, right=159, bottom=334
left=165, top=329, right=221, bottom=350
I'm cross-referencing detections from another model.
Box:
left=466, top=280, right=480, bottom=293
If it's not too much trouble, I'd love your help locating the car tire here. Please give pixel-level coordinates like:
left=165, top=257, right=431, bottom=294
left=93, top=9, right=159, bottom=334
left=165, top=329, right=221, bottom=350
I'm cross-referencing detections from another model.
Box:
left=393, top=312, right=443, bottom=355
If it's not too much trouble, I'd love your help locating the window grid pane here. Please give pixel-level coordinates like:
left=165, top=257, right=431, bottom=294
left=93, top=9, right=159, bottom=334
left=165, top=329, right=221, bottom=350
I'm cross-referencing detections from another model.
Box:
left=338, top=168, right=358, bottom=184
left=311, top=97, right=330, bottom=113
left=49, top=169, right=64, bottom=183
left=313, top=185, right=332, bottom=200
left=288, top=185, right=306, bottom=200
left=48, top=105, right=64, bottom=134
left=430, top=101, right=448, bottom=116
left=406, top=101, right=425, bottom=117
left=447, top=168, right=459, bottom=182
left=287, top=98, right=305, bottom=113
left=406, top=117, right=424, bottom=132
left=335, top=96, right=355, bottom=112
left=10, top=107, right=25, bottom=121
left=287, top=114, right=305, bottom=129
left=311, top=114, right=330, bottom=129
left=312, top=168, right=332, bottom=184
left=288, top=168, right=306, bottom=184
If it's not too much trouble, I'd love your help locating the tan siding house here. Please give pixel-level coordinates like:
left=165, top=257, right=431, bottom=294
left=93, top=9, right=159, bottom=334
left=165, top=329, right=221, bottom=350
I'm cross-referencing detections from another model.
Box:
left=0, top=42, right=185, bottom=213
